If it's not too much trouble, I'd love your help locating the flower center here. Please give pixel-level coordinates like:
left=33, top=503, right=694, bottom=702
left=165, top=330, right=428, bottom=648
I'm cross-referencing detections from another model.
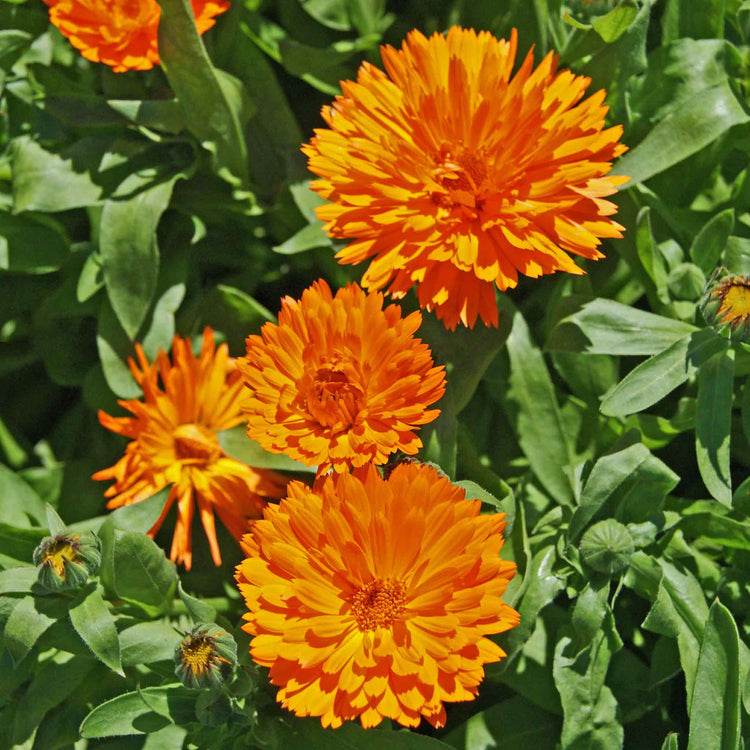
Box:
left=40, top=536, right=80, bottom=577
left=112, top=0, right=160, bottom=32
left=179, top=635, right=223, bottom=676
left=302, top=360, right=365, bottom=432
left=430, top=144, right=489, bottom=219
left=716, top=277, right=750, bottom=323
left=173, top=424, right=223, bottom=464
left=351, top=578, right=406, bottom=631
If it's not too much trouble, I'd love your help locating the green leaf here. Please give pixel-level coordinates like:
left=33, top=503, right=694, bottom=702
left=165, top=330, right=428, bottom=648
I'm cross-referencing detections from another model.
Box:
left=0, top=566, right=37, bottom=594
left=553, top=617, right=623, bottom=749
left=107, top=99, right=186, bottom=134
left=635, top=207, right=670, bottom=305
left=157, top=0, right=251, bottom=186
left=442, top=695, right=562, bottom=750
left=569, top=443, right=650, bottom=541
left=11, top=136, right=103, bottom=213
left=77, top=249, right=104, bottom=303
left=3, top=595, right=57, bottom=664
left=10, top=651, right=96, bottom=747
left=79, top=685, right=196, bottom=738
left=613, top=40, right=749, bottom=184
left=104, top=488, right=169, bottom=535
left=96, top=297, right=141, bottom=398
left=101, top=176, right=177, bottom=339
left=69, top=586, right=123, bottom=676
left=547, top=297, right=696, bottom=355
left=0, top=211, right=69, bottom=273
left=662, top=733, right=680, bottom=749
left=200, top=285, right=275, bottom=352
left=626, top=553, right=709, bottom=708
left=273, top=221, right=332, bottom=255
left=662, top=0, right=727, bottom=42
left=0, top=524, right=46, bottom=568
left=601, top=328, right=728, bottom=417
left=0, top=463, right=47, bottom=528
left=119, top=621, right=181, bottom=666
left=687, top=600, right=741, bottom=750
left=110, top=532, right=177, bottom=616
left=502, top=302, right=575, bottom=505
left=689, top=208, right=735, bottom=274
left=696, top=348, right=735, bottom=505
left=177, top=580, right=216, bottom=623
left=218, top=426, right=315, bottom=473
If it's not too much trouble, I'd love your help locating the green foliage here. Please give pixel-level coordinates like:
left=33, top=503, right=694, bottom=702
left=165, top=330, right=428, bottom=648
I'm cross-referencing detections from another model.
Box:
left=1, top=0, right=749, bottom=747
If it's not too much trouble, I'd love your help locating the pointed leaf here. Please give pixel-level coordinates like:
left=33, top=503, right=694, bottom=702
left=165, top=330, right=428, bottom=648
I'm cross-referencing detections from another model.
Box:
left=69, top=587, right=123, bottom=676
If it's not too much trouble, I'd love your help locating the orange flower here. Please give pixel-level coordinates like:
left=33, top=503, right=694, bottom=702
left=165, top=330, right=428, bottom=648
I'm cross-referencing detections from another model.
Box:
left=303, top=27, right=628, bottom=329
left=44, top=0, right=229, bottom=73
left=236, top=462, right=519, bottom=729
left=237, top=280, right=446, bottom=475
left=93, top=329, right=287, bottom=570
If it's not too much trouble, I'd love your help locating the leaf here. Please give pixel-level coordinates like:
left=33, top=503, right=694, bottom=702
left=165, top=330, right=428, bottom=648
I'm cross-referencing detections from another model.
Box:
left=662, top=733, right=680, bottom=749
left=76, top=249, right=104, bottom=302
left=569, top=443, right=650, bottom=541
left=662, top=0, right=727, bottom=42
left=547, top=297, right=696, bottom=355
left=696, top=348, right=735, bottom=505
left=119, top=621, right=182, bottom=666
left=10, top=651, right=96, bottom=746
left=687, top=600, right=741, bottom=750
left=177, top=580, right=216, bottom=623
left=11, top=136, right=103, bottom=213
left=110, top=531, right=177, bottom=616
left=104, top=488, right=169, bottom=535
left=0, top=211, right=69, bottom=273
left=273, top=221, right=332, bottom=255
left=601, top=328, right=728, bottom=417
left=107, top=99, right=186, bottom=134
left=613, top=40, right=749, bottom=184
left=3, top=596, right=57, bottom=664
left=442, top=695, right=562, bottom=750
left=218, top=426, right=315, bottom=473
left=553, top=619, right=623, bottom=750
left=635, top=207, right=670, bottom=304
left=626, top=553, right=709, bottom=708
left=101, top=176, right=178, bottom=339
left=0, top=566, right=37, bottom=594
left=157, top=0, right=251, bottom=186
left=79, top=685, right=196, bottom=738
left=0, top=463, right=47, bottom=528
left=200, top=285, right=275, bottom=353
left=502, top=302, right=575, bottom=505
left=689, top=208, right=735, bottom=274
left=69, top=586, right=123, bottom=676
left=96, top=297, right=141, bottom=398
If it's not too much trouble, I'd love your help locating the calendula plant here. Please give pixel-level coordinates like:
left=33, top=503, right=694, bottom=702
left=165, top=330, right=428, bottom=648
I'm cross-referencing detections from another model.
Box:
left=1, top=0, right=749, bottom=748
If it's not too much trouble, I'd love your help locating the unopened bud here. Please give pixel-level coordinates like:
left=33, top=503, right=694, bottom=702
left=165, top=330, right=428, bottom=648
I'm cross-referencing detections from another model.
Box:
left=33, top=532, right=101, bottom=593
left=175, top=623, right=237, bottom=689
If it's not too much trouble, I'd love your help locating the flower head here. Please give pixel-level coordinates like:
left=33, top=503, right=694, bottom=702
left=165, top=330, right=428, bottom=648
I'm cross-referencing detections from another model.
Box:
left=701, top=268, right=750, bottom=341
left=93, top=329, right=287, bottom=570
left=44, top=0, right=229, bottom=73
left=175, top=623, right=237, bottom=689
left=237, top=280, right=446, bottom=475
left=34, top=531, right=101, bottom=593
left=303, top=26, right=627, bottom=329
left=236, top=462, right=519, bottom=729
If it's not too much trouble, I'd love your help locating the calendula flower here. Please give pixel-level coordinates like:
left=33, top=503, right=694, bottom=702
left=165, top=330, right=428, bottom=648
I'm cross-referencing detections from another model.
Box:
left=44, top=0, right=229, bottom=73
left=701, top=268, right=750, bottom=341
left=236, top=462, right=519, bottom=729
left=237, top=280, right=446, bottom=475
left=93, top=329, right=287, bottom=570
left=303, top=27, right=628, bottom=329
left=34, top=531, right=101, bottom=593
left=175, top=623, right=237, bottom=689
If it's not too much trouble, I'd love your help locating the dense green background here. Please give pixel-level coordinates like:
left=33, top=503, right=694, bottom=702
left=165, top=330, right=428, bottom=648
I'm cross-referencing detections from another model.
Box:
left=1, top=0, right=750, bottom=747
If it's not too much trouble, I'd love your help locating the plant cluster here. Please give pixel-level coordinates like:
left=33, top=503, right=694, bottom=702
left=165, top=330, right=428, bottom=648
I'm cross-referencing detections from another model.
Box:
left=1, top=0, right=750, bottom=748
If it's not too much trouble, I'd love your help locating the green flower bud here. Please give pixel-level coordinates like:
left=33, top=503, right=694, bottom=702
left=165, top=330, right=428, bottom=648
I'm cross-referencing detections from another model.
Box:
left=175, top=624, right=237, bottom=690
left=579, top=519, right=634, bottom=576
left=701, top=267, right=750, bottom=342
left=33, top=532, right=101, bottom=593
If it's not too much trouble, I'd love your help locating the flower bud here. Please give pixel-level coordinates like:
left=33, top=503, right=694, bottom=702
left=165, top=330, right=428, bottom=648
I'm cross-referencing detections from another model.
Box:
left=33, top=532, right=101, bottom=593
left=175, top=624, right=237, bottom=690
left=701, top=267, right=750, bottom=342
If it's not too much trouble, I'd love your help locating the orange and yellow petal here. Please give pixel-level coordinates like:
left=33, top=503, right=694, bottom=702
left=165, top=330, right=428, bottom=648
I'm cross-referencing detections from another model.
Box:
left=303, top=26, right=627, bottom=329
left=238, top=280, right=446, bottom=474
left=44, top=0, right=229, bottom=73
left=236, top=462, right=519, bottom=729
